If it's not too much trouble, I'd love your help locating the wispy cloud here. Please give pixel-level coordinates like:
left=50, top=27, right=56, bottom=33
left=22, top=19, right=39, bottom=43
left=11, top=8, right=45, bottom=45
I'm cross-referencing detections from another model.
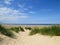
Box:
left=18, top=3, right=33, bottom=10
left=18, top=4, right=29, bottom=10
left=0, top=0, right=35, bottom=24
left=4, top=0, right=13, bottom=4
left=0, top=7, right=28, bottom=22
left=18, top=3, right=35, bottom=14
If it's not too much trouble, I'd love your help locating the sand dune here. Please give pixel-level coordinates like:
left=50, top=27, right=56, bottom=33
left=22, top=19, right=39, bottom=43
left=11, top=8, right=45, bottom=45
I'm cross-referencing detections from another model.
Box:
left=0, top=29, right=60, bottom=45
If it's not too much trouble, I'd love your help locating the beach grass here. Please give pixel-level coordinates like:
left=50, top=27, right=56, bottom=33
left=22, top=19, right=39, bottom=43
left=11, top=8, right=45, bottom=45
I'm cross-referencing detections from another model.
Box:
left=29, top=25, right=60, bottom=36
left=25, top=27, right=32, bottom=30
left=0, top=24, right=15, bottom=38
left=29, top=27, right=40, bottom=35
left=10, top=27, right=20, bottom=33
left=19, top=26, right=25, bottom=32
left=10, top=26, right=24, bottom=33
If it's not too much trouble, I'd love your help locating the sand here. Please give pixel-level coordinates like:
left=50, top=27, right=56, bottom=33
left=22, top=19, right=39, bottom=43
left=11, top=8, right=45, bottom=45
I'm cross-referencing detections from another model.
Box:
left=0, top=25, right=60, bottom=45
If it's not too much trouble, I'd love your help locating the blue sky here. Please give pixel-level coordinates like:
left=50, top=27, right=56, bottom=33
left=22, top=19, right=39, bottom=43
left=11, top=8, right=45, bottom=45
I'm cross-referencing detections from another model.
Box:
left=0, top=0, right=60, bottom=24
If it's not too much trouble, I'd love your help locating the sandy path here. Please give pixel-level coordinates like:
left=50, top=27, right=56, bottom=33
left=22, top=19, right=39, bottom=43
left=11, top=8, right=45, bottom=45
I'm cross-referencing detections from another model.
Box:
left=0, top=30, right=60, bottom=45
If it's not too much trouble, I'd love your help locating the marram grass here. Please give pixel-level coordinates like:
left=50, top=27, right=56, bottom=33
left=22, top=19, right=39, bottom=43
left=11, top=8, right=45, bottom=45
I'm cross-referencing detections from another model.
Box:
left=10, top=26, right=24, bottom=33
left=29, top=25, right=60, bottom=36
left=29, top=27, right=40, bottom=35
left=0, top=25, right=25, bottom=38
left=10, top=27, right=20, bottom=33
left=25, top=27, right=32, bottom=30
left=0, top=25, right=15, bottom=38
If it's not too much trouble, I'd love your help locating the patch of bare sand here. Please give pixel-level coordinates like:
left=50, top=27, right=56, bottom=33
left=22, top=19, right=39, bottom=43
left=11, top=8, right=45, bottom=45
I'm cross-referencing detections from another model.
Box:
left=0, top=30, right=60, bottom=45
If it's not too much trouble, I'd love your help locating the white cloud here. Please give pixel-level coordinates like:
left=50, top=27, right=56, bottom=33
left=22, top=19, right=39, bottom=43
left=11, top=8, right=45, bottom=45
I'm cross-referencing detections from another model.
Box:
left=18, top=4, right=24, bottom=8
left=0, top=7, right=28, bottom=21
left=4, top=0, right=13, bottom=4
left=18, top=4, right=35, bottom=14
left=18, top=4, right=33, bottom=10
left=18, top=4, right=29, bottom=10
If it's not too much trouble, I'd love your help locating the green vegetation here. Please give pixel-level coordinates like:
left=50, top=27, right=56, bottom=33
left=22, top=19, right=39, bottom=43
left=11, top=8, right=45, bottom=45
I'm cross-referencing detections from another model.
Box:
left=0, top=24, right=60, bottom=38
left=25, top=27, right=32, bottom=30
left=10, top=27, right=20, bottom=33
left=29, top=25, right=60, bottom=36
left=0, top=25, right=15, bottom=38
left=29, top=27, right=40, bottom=35
left=10, top=26, right=24, bottom=33
left=19, top=26, right=24, bottom=32
left=0, top=24, right=25, bottom=38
